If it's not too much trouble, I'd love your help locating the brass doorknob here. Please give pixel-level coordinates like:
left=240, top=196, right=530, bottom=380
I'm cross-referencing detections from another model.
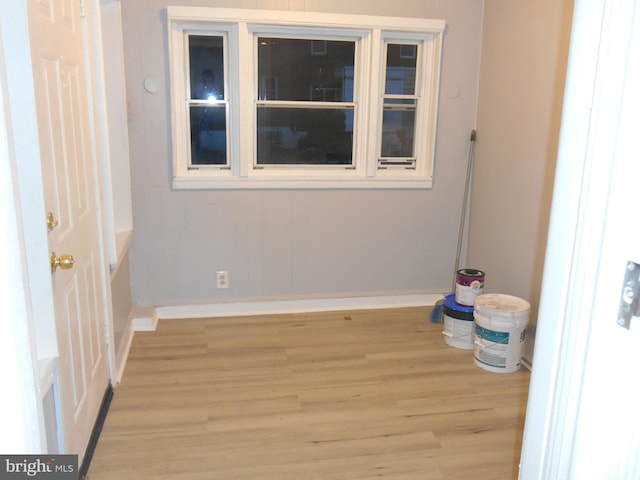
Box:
left=50, top=252, right=75, bottom=272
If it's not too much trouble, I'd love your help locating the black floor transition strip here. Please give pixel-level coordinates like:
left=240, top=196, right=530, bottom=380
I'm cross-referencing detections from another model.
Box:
left=79, top=383, right=114, bottom=480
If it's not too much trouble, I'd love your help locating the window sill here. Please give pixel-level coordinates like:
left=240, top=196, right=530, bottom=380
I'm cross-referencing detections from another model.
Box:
left=171, top=176, right=433, bottom=190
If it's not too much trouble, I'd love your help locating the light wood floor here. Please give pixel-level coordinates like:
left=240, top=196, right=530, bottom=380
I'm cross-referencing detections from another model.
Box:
left=87, top=307, right=530, bottom=479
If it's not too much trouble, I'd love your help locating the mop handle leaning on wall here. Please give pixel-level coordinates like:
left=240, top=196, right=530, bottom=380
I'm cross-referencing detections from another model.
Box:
left=452, top=129, right=477, bottom=292
left=431, top=129, right=477, bottom=323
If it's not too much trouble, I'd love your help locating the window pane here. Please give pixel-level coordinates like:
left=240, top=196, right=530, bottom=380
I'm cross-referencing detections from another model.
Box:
left=257, top=38, right=355, bottom=102
left=257, top=107, right=353, bottom=165
left=190, top=105, right=227, bottom=165
left=380, top=108, right=416, bottom=157
left=189, top=35, right=224, bottom=100
left=384, top=44, right=417, bottom=95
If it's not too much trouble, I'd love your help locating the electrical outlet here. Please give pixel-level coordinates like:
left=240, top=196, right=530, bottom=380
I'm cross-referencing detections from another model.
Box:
left=216, top=271, right=229, bottom=289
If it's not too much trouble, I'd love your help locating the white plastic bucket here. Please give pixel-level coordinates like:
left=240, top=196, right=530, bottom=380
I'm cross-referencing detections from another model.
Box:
left=442, top=293, right=475, bottom=350
left=473, top=294, right=530, bottom=373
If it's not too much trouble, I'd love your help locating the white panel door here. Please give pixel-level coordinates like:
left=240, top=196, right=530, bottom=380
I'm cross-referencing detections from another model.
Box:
left=26, top=0, right=109, bottom=457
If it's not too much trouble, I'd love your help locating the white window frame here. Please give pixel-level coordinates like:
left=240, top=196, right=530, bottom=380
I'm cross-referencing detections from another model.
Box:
left=167, top=7, right=445, bottom=189
left=185, top=30, right=232, bottom=171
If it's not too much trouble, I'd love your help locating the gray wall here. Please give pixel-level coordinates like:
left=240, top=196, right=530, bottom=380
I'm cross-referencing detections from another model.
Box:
left=111, top=253, right=132, bottom=362
left=468, top=0, right=574, bottom=362
left=121, top=0, right=484, bottom=306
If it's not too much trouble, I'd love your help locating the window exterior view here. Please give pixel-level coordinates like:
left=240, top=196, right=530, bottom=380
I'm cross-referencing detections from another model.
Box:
left=188, top=35, right=227, bottom=166
left=255, top=37, right=355, bottom=167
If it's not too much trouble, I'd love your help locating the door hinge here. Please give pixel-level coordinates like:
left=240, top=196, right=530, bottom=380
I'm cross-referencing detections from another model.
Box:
left=79, top=0, right=86, bottom=18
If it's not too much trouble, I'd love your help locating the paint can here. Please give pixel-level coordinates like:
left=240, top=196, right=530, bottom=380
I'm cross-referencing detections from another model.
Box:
left=455, top=269, right=485, bottom=306
left=442, top=293, right=475, bottom=350
left=473, top=294, right=530, bottom=373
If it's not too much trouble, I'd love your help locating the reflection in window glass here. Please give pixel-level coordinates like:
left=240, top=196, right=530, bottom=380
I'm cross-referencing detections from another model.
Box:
left=257, top=107, right=353, bottom=165
left=189, top=35, right=225, bottom=100
left=384, top=43, right=417, bottom=96
left=190, top=106, right=227, bottom=165
left=188, top=35, right=227, bottom=166
left=257, top=38, right=355, bottom=102
left=381, top=109, right=415, bottom=157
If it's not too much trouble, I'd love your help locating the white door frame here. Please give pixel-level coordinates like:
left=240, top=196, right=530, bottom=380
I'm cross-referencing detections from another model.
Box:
left=0, top=5, right=46, bottom=453
left=0, top=0, right=51, bottom=453
left=519, top=0, right=640, bottom=477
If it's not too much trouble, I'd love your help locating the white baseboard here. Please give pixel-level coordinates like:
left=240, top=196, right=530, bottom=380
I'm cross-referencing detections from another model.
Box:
left=130, top=305, right=159, bottom=331
left=153, top=293, right=444, bottom=320
left=131, top=315, right=158, bottom=331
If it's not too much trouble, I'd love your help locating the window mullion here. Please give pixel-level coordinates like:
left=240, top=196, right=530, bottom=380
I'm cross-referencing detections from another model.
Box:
left=171, top=31, right=186, bottom=177
left=364, top=28, right=382, bottom=178
left=226, top=26, right=240, bottom=176
left=237, top=22, right=253, bottom=178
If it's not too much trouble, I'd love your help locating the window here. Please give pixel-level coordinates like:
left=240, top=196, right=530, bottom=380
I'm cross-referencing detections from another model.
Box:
left=256, top=37, right=355, bottom=167
left=379, top=42, right=419, bottom=168
left=188, top=34, right=227, bottom=166
left=167, top=8, right=445, bottom=189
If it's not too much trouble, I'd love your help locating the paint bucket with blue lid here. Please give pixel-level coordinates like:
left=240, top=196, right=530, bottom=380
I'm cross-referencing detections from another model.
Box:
left=442, top=293, right=475, bottom=350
